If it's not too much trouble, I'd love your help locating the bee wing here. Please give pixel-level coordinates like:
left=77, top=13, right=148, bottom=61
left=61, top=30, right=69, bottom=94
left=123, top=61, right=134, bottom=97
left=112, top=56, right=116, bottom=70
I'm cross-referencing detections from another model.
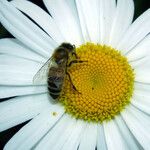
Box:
left=33, top=57, right=54, bottom=85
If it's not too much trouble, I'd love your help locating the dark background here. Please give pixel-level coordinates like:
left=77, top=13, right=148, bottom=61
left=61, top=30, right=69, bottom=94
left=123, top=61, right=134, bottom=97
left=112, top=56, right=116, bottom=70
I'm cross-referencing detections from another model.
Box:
left=0, top=0, right=150, bottom=149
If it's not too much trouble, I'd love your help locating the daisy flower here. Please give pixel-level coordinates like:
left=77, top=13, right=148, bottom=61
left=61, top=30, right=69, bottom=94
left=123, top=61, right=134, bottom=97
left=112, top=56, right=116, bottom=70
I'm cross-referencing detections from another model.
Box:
left=0, top=0, right=150, bottom=149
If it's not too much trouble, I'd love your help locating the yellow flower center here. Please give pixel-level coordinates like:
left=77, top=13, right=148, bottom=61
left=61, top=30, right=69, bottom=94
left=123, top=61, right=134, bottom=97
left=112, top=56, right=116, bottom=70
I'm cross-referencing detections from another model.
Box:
left=60, top=43, right=134, bottom=122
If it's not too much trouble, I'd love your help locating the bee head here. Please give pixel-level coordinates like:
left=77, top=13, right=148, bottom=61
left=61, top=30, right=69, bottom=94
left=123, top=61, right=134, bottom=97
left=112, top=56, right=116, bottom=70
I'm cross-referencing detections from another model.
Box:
left=60, top=43, right=75, bottom=52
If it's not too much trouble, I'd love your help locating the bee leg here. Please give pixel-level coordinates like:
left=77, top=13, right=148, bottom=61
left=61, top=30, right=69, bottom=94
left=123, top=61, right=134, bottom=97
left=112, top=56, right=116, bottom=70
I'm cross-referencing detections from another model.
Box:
left=68, top=60, right=87, bottom=67
left=66, top=72, right=81, bottom=94
left=72, top=52, right=78, bottom=59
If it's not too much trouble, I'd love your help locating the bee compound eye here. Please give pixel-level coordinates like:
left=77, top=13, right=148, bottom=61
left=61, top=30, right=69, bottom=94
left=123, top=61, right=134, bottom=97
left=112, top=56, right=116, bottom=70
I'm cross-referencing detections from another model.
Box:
left=61, top=43, right=75, bottom=50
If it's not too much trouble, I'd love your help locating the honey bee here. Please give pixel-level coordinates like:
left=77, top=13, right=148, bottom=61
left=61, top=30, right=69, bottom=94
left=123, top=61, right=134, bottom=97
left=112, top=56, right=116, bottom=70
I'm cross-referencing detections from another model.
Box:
left=33, top=43, right=84, bottom=101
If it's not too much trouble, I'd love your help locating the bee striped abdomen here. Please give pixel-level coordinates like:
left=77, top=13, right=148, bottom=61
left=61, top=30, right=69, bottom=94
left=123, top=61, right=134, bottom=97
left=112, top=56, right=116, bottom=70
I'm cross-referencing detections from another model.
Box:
left=47, top=67, right=65, bottom=99
left=47, top=81, right=62, bottom=99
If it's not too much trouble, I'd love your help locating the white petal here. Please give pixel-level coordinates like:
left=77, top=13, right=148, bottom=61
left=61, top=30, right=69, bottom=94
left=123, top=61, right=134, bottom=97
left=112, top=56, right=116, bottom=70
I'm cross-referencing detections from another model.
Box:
left=134, top=82, right=150, bottom=97
left=126, top=34, right=150, bottom=61
left=104, top=120, right=128, bottom=150
left=0, top=14, right=48, bottom=58
left=115, top=115, right=140, bottom=150
left=78, top=123, right=97, bottom=150
left=11, top=0, right=64, bottom=44
left=0, top=85, right=47, bottom=99
left=0, top=54, right=38, bottom=66
left=0, top=38, right=45, bottom=63
left=43, top=0, right=83, bottom=46
left=121, top=105, right=150, bottom=150
left=0, top=0, right=56, bottom=57
left=134, top=56, right=150, bottom=84
left=109, top=0, right=134, bottom=48
left=4, top=105, right=64, bottom=150
left=129, top=56, right=148, bottom=68
left=97, top=125, right=107, bottom=150
left=75, top=0, right=99, bottom=43
left=49, top=116, right=76, bottom=150
left=99, top=0, right=116, bottom=45
left=61, top=120, right=86, bottom=150
left=132, top=93, right=150, bottom=115
left=0, top=93, right=52, bottom=131
left=117, top=9, right=150, bottom=54
left=35, top=115, right=73, bottom=150
left=0, top=55, right=40, bottom=85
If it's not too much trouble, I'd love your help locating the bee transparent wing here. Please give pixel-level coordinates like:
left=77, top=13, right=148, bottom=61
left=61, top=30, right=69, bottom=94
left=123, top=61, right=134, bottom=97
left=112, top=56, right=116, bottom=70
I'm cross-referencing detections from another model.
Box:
left=33, top=57, right=54, bottom=85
